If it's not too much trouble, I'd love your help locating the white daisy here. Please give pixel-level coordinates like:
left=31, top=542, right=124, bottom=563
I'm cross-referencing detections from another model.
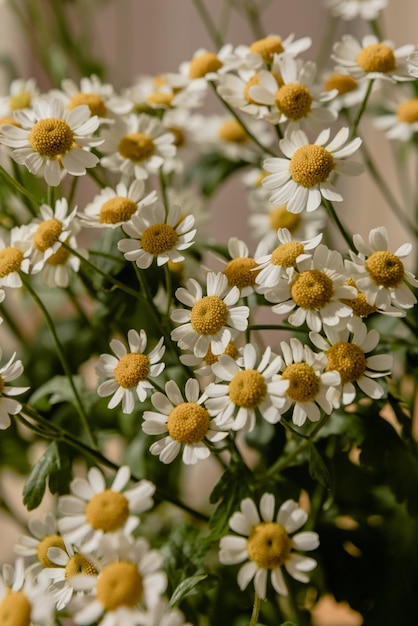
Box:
left=14, top=513, right=65, bottom=577
left=60, top=74, right=133, bottom=120
left=142, top=378, right=230, bottom=465
left=309, top=316, right=393, bottom=405
left=57, top=465, right=156, bottom=551
left=325, top=0, right=388, bottom=20
left=0, top=225, right=31, bottom=288
left=216, top=70, right=272, bottom=120
left=0, top=78, right=40, bottom=116
left=373, top=85, right=418, bottom=141
left=219, top=493, right=319, bottom=599
left=345, top=226, right=418, bottom=310
left=262, top=127, right=363, bottom=213
left=0, top=349, right=29, bottom=430
left=0, top=98, right=102, bottom=186
left=39, top=231, right=86, bottom=288
left=216, top=237, right=265, bottom=297
left=0, top=558, right=54, bottom=624
left=96, top=329, right=165, bottom=414
left=322, top=71, right=372, bottom=113
left=170, top=272, right=250, bottom=358
left=179, top=45, right=238, bottom=82
left=235, top=34, right=312, bottom=70
left=179, top=340, right=240, bottom=379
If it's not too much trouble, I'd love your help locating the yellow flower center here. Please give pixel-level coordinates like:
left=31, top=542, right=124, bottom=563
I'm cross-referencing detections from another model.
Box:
left=29, top=117, right=74, bottom=157
left=9, top=92, right=32, bottom=111
left=365, top=250, right=404, bottom=288
left=324, top=73, right=358, bottom=95
left=96, top=561, right=143, bottom=611
left=249, top=36, right=284, bottom=63
left=291, top=269, right=334, bottom=309
left=141, top=223, right=179, bottom=256
left=228, top=370, right=267, bottom=408
left=0, top=247, right=23, bottom=277
left=118, top=132, right=155, bottom=162
left=217, top=119, right=248, bottom=144
left=341, top=279, right=377, bottom=317
left=396, top=98, right=418, bottom=123
left=269, top=205, right=301, bottom=232
left=271, top=241, right=304, bottom=268
left=190, top=295, right=228, bottom=335
left=146, top=92, right=174, bottom=107
left=99, top=197, right=137, bottom=224
left=85, top=489, right=130, bottom=532
left=65, top=553, right=98, bottom=579
left=203, top=341, right=239, bottom=365
left=0, top=590, right=32, bottom=626
left=36, top=533, right=66, bottom=567
left=356, top=43, right=396, bottom=74
left=67, top=92, right=107, bottom=117
left=275, top=83, right=313, bottom=120
left=326, top=342, right=367, bottom=384
left=281, top=362, right=320, bottom=402
left=247, top=521, right=291, bottom=569
left=189, top=52, right=223, bottom=79
left=114, top=353, right=150, bottom=388
left=167, top=402, right=210, bottom=444
left=168, top=126, right=185, bottom=148
left=46, top=243, right=71, bottom=266
left=33, top=218, right=63, bottom=252
left=289, top=144, right=335, bottom=188
left=223, top=257, right=259, bottom=289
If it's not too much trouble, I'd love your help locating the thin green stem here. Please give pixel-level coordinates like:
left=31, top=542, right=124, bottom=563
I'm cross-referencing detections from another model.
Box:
left=282, top=569, right=310, bottom=626
left=163, top=263, right=173, bottom=318
left=0, top=165, right=40, bottom=210
left=249, top=592, right=261, bottom=626
left=243, top=1, right=265, bottom=40
left=350, top=79, right=374, bottom=140
left=191, top=0, right=224, bottom=48
left=316, top=15, right=339, bottom=74
left=47, top=185, right=55, bottom=207
left=322, top=197, right=354, bottom=251
left=159, top=167, right=169, bottom=210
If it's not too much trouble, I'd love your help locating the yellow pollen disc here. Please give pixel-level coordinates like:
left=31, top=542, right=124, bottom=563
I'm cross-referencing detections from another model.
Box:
left=67, top=92, right=107, bottom=117
left=36, top=533, right=66, bottom=567
left=326, top=342, right=366, bottom=384
left=189, top=52, right=223, bottom=79
left=46, top=245, right=70, bottom=266
left=228, top=369, right=267, bottom=408
left=271, top=241, right=304, bottom=268
left=324, top=72, right=358, bottom=95
left=99, top=197, right=137, bottom=224
left=190, top=295, right=228, bottom=335
left=97, top=561, right=143, bottom=611
left=224, top=257, right=259, bottom=289
left=247, top=522, right=291, bottom=569
left=281, top=362, right=320, bottom=402
left=204, top=341, right=239, bottom=366
left=275, top=83, right=313, bottom=120
left=396, top=98, right=418, bottom=123
left=0, top=590, right=32, bottom=626
left=167, top=126, right=185, bottom=148
left=118, top=132, right=155, bottom=162
left=0, top=247, right=23, bottom=278
left=249, top=36, right=284, bottom=63
left=365, top=251, right=404, bottom=288
left=269, top=205, right=301, bottom=232
left=217, top=119, right=248, bottom=144
left=289, top=144, right=335, bottom=188
left=341, top=279, right=377, bottom=317
left=356, top=43, right=396, bottom=74
left=291, top=269, right=334, bottom=309
left=29, top=117, right=74, bottom=157
left=65, top=553, right=98, bottom=579
left=146, top=92, right=174, bottom=107
left=141, top=223, right=178, bottom=256
left=0, top=116, right=21, bottom=128
left=33, top=218, right=63, bottom=252
left=114, top=352, right=150, bottom=388
left=167, top=402, right=210, bottom=444
left=9, top=92, right=31, bottom=111
left=85, top=489, right=130, bottom=532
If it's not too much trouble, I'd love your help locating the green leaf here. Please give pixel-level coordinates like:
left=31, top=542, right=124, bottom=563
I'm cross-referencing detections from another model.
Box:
left=309, top=443, right=331, bottom=490
left=168, top=573, right=208, bottom=607
left=29, top=375, right=84, bottom=407
left=22, top=441, right=60, bottom=510
left=209, top=460, right=253, bottom=540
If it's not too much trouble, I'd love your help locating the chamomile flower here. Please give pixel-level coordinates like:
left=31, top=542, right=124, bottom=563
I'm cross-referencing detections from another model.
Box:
left=218, top=237, right=265, bottom=297
left=325, top=0, right=388, bottom=20
left=14, top=513, right=65, bottom=577
left=219, top=493, right=319, bottom=599
left=238, top=34, right=312, bottom=69
left=262, top=127, right=363, bottom=213
left=0, top=225, right=31, bottom=288
left=346, top=226, right=418, bottom=310
left=216, top=70, right=272, bottom=119
left=322, top=71, right=371, bottom=112
left=60, top=74, right=133, bottom=120
left=58, top=465, right=156, bottom=551
left=309, top=316, right=393, bottom=404
left=96, top=329, right=165, bottom=414
left=117, top=200, right=196, bottom=269
left=179, top=340, right=240, bottom=379
left=142, top=378, right=230, bottom=465
left=205, top=344, right=284, bottom=432
left=0, top=349, right=29, bottom=430
left=39, top=232, right=86, bottom=288
left=0, top=98, right=102, bottom=186
left=0, top=78, right=39, bottom=115
left=180, top=45, right=237, bottom=82
left=170, top=272, right=250, bottom=358
left=332, top=35, right=414, bottom=83
left=273, top=337, right=341, bottom=426
left=373, top=86, right=418, bottom=141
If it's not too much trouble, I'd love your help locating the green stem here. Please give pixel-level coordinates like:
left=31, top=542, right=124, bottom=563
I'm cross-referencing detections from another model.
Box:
left=0, top=165, right=40, bottom=210
left=159, top=167, right=169, bottom=210
left=350, top=79, right=374, bottom=140
left=282, top=569, right=310, bottom=626
left=322, top=198, right=354, bottom=251
left=243, top=1, right=265, bottom=40
left=163, top=263, right=173, bottom=318
left=191, top=0, right=224, bottom=48
left=316, top=15, right=339, bottom=74
left=249, top=592, right=261, bottom=626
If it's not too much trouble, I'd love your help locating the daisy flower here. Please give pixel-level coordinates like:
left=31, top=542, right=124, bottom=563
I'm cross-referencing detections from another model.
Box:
left=205, top=344, right=285, bottom=432
left=57, top=465, right=156, bottom=551
left=322, top=71, right=371, bottom=113
left=373, top=85, right=418, bottom=141
left=309, top=316, right=393, bottom=405
left=216, top=70, right=272, bottom=119
left=0, top=225, right=31, bottom=288
left=39, top=231, right=86, bottom=288
left=14, top=513, right=65, bottom=577
left=0, top=78, right=39, bottom=116
left=100, top=113, right=176, bottom=180
left=273, top=337, right=341, bottom=426
left=142, top=378, right=230, bottom=465
left=170, top=272, right=250, bottom=358
left=117, top=200, right=196, bottom=269
left=345, top=226, right=418, bottom=310
left=325, top=0, right=388, bottom=20
left=60, top=74, right=133, bottom=120
left=179, top=340, right=240, bottom=379
left=262, top=127, right=363, bottom=213
left=332, top=35, right=414, bottom=83
left=0, top=349, right=29, bottom=430
left=0, top=98, right=102, bottom=186
left=219, top=493, right=319, bottom=599
left=96, top=329, right=165, bottom=414
left=218, top=237, right=265, bottom=297
left=265, top=244, right=356, bottom=332
left=179, top=45, right=238, bottom=82
left=237, top=34, right=312, bottom=69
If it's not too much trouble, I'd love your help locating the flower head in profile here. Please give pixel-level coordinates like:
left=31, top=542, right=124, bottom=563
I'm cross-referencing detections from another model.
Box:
left=15, top=513, right=65, bottom=578
left=325, top=0, right=388, bottom=20
left=96, top=329, right=165, bottom=414
left=60, top=74, right=133, bottom=121
left=0, top=349, right=29, bottom=430
left=220, top=237, right=264, bottom=297
left=262, top=127, right=363, bottom=213
left=219, top=493, right=319, bottom=599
